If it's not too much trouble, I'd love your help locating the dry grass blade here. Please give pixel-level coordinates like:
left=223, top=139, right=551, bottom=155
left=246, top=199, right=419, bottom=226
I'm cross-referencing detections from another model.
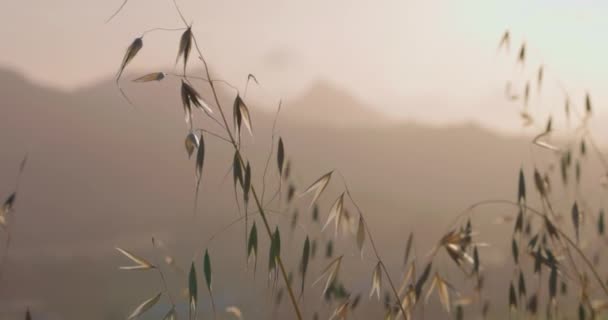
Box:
left=329, top=300, right=349, bottom=320
left=369, top=262, right=382, bottom=300
left=115, top=247, right=155, bottom=270
left=117, top=37, right=142, bottom=81
left=424, top=273, right=453, bottom=313
left=398, top=262, right=415, bottom=296
left=226, top=306, right=243, bottom=319
left=356, top=216, right=365, bottom=256
left=162, top=307, right=177, bottom=320
left=133, top=72, right=165, bottom=82
left=127, top=292, right=162, bottom=320
left=313, top=255, right=343, bottom=296
left=301, top=171, right=333, bottom=207
left=436, top=274, right=452, bottom=313
left=177, top=27, right=193, bottom=73
left=323, top=193, right=345, bottom=237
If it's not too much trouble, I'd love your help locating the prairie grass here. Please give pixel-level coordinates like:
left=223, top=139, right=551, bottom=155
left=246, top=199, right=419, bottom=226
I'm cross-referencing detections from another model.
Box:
left=1, top=4, right=607, bottom=320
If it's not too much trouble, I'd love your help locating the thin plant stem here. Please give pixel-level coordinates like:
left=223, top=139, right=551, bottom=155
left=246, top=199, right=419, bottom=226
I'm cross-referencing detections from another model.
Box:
left=335, top=170, right=408, bottom=319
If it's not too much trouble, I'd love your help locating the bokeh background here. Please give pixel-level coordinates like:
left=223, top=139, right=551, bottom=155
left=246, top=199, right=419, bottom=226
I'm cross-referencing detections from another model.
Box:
left=0, top=0, right=606, bottom=319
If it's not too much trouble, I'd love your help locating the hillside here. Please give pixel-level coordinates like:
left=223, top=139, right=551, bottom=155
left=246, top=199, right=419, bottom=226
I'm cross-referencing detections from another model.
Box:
left=0, top=69, right=604, bottom=319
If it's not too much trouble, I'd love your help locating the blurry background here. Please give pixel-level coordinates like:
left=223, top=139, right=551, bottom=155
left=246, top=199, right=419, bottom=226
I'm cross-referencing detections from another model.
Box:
left=0, top=0, right=606, bottom=319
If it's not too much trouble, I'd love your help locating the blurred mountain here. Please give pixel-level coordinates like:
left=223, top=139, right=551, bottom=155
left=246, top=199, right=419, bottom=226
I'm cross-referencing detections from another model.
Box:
left=0, top=69, right=604, bottom=319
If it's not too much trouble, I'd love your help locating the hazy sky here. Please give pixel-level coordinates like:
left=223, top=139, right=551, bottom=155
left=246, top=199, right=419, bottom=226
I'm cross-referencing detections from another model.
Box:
left=1, top=0, right=607, bottom=136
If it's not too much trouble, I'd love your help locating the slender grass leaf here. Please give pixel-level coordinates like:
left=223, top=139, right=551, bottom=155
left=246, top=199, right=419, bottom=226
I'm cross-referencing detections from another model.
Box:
left=599, top=209, right=605, bottom=236
left=572, top=202, right=580, bottom=243
left=549, top=265, right=557, bottom=303
left=518, top=168, right=526, bottom=204
left=133, top=72, right=165, bottom=82
left=117, top=37, right=142, bottom=80
left=300, top=236, right=310, bottom=295
left=356, top=216, right=365, bottom=256
left=369, top=262, right=382, bottom=300
left=128, top=292, right=162, bottom=320
left=162, top=308, right=177, bottom=320
left=115, top=247, right=154, bottom=270
left=403, top=232, right=414, bottom=267
left=473, top=246, right=480, bottom=274
left=301, top=171, right=333, bottom=207
left=312, top=204, right=319, bottom=223
left=514, top=209, right=523, bottom=234
left=534, top=169, right=546, bottom=197
left=323, top=193, right=344, bottom=237
left=509, top=282, right=517, bottom=310
left=268, top=227, right=281, bottom=273
left=527, top=294, right=538, bottom=315
left=325, top=240, right=333, bottom=258
left=238, top=96, right=253, bottom=136
left=203, top=249, right=212, bottom=291
left=226, top=306, right=243, bottom=319
left=247, top=222, right=258, bottom=272
left=277, top=138, right=285, bottom=176
left=243, top=162, right=251, bottom=204
left=189, top=262, right=198, bottom=319
left=537, top=65, right=543, bottom=91
left=2, top=192, right=16, bottom=217
left=498, top=30, right=510, bottom=52
left=518, top=272, right=526, bottom=298
left=176, top=27, right=192, bottom=74
left=313, top=255, right=343, bottom=296
left=351, top=294, right=361, bottom=310
left=517, top=43, right=526, bottom=64
left=329, top=300, right=349, bottom=320
left=512, top=238, right=519, bottom=265
left=415, top=262, right=432, bottom=298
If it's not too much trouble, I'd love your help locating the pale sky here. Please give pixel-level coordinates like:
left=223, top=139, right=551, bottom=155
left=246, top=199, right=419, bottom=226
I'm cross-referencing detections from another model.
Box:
left=1, top=0, right=607, bottom=137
